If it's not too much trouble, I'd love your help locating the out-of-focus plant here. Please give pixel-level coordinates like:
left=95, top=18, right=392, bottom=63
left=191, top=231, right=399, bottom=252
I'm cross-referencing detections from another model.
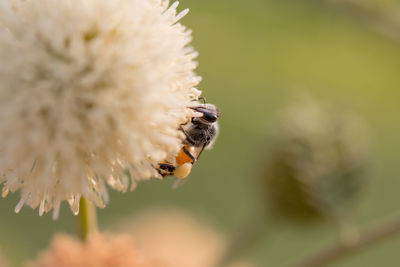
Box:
left=26, top=209, right=253, bottom=267
left=256, top=98, right=400, bottom=267
left=317, top=0, right=400, bottom=43
left=0, top=248, right=10, bottom=267
left=263, top=98, right=369, bottom=242
left=26, top=233, right=153, bottom=267
left=220, top=97, right=374, bottom=267
left=118, top=208, right=253, bottom=267
left=293, top=212, right=400, bottom=267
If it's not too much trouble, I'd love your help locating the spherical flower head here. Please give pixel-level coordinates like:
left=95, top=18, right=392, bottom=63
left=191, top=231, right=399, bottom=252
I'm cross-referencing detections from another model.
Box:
left=263, top=98, right=370, bottom=222
left=118, top=208, right=253, bottom=267
left=0, top=0, right=201, bottom=217
left=26, top=233, right=154, bottom=267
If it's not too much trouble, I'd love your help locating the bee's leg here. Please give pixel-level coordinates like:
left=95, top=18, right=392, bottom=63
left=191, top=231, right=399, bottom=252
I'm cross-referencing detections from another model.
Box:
left=190, top=96, right=206, bottom=104
left=182, top=146, right=196, bottom=163
left=198, top=96, right=207, bottom=104
left=179, top=125, right=196, bottom=145
left=158, top=163, right=176, bottom=177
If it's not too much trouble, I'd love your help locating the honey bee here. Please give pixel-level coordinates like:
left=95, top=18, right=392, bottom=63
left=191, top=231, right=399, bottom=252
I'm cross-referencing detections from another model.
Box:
left=157, top=98, right=220, bottom=182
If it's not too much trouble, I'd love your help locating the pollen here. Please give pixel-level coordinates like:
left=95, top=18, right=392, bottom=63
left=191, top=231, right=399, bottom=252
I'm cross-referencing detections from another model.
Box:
left=174, top=163, right=192, bottom=179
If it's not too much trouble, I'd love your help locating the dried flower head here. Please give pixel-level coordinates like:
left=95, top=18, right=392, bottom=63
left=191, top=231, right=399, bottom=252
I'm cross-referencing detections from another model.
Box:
left=119, top=209, right=253, bottom=267
left=26, top=233, right=155, bottom=267
left=263, top=98, right=369, bottom=222
left=0, top=0, right=201, bottom=217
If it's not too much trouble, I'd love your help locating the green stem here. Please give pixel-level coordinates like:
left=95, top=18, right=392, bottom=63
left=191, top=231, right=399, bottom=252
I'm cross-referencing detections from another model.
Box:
left=77, top=197, right=98, bottom=241
left=291, top=212, right=400, bottom=267
left=337, top=216, right=359, bottom=247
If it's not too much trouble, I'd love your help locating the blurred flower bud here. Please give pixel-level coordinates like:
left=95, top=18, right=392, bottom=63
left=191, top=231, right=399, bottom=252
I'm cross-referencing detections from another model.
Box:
left=26, top=233, right=154, bottom=267
left=118, top=208, right=253, bottom=267
left=263, top=98, right=369, bottom=224
left=0, top=249, right=10, bottom=267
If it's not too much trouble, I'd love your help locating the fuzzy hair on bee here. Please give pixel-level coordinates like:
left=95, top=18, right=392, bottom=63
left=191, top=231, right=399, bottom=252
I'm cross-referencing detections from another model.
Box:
left=185, top=103, right=220, bottom=149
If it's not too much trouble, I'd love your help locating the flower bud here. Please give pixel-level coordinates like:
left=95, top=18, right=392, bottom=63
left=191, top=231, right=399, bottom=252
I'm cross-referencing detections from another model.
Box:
left=263, top=99, right=369, bottom=223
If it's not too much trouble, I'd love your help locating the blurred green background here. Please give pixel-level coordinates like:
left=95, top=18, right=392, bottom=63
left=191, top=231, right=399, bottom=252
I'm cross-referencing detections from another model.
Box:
left=1, top=0, right=400, bottom=266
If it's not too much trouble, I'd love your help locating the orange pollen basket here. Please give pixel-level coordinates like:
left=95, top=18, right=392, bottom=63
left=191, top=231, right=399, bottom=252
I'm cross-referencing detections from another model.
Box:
left=176, top=145, right=196, bottom=165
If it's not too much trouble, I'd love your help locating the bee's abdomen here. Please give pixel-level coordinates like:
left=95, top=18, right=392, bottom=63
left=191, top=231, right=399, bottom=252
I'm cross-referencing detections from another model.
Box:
left=176, top=145, right=196, bottom=165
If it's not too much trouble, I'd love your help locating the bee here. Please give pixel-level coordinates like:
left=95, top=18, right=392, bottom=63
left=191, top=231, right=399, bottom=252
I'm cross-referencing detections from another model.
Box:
left=157, top=98, right=220, bottom=182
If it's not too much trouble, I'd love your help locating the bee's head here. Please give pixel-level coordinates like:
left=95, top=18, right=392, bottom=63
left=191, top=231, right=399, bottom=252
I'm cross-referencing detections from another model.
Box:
left=191, top=103, right=220, bottom=125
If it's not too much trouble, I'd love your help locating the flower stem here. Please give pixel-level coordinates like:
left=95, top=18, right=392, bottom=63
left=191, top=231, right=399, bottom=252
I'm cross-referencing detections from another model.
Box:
left=291, top=212, right=400, bottom=267
left=77, top=197, right=98, bottom=241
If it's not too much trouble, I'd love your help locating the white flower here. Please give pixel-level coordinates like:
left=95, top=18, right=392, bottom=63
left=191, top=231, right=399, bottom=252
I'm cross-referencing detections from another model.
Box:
left=0, top=0, right=201, bottom=218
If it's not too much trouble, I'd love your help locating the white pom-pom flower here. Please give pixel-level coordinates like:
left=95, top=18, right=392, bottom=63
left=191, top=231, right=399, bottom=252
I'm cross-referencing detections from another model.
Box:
left=0, top=0, right=201, bottom=218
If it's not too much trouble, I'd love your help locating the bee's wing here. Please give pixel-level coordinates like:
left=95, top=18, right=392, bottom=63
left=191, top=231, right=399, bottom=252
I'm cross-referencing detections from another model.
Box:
left=172, top=178, right=187, bottom=189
